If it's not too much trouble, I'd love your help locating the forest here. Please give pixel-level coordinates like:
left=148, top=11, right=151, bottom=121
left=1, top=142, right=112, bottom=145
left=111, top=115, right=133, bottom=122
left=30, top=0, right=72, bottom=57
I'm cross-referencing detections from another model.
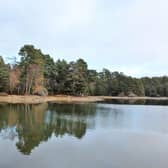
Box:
left=0, top=45, right=168, bottom=97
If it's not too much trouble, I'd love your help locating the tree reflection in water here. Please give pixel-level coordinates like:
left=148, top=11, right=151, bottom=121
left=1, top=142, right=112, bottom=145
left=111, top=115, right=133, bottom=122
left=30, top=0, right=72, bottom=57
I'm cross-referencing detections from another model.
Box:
left=0, top=103, right=96, bottom=155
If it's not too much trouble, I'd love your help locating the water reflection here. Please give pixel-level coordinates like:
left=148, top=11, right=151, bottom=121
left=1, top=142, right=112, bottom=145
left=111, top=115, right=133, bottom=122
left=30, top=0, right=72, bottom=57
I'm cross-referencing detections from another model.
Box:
left=0, top=103, right=96, bottom=155
left=1, top=102, right=168, bottom=157
left=104, top=99, right=168, bottom=105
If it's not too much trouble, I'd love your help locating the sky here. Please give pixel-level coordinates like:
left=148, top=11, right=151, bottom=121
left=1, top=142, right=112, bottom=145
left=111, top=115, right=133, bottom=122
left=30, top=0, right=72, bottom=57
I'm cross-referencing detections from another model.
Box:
left=0, top=0, right=167, bottom=77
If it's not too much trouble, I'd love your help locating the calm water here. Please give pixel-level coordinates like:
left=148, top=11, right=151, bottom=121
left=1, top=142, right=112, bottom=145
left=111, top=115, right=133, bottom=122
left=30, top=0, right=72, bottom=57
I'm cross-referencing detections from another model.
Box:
left=0, top=102, right=168, bottom=168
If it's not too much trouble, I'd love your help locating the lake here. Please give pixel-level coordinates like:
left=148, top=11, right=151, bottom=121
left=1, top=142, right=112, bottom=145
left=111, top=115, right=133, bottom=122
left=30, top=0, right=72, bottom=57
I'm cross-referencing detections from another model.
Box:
left=0, top=102, right=168, bottom=168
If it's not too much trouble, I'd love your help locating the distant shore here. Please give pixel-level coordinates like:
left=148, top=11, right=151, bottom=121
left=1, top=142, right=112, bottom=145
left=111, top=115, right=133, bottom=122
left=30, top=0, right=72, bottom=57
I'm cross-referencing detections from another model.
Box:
left=0, top=95, right=168, bottom=104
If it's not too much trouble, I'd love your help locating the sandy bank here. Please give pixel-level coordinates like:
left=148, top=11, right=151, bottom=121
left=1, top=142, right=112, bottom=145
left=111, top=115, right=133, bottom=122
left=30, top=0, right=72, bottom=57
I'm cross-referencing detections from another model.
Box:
left=0, top=95, right=168, bottom=104
left=0, top=95, right=103, bottom=104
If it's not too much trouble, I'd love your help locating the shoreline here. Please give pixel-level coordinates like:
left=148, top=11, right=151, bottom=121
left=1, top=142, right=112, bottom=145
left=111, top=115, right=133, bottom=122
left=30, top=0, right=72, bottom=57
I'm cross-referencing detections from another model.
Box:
left=0, top=95, right=103, bottom=104
left=0, top=95, right=168, bottom=104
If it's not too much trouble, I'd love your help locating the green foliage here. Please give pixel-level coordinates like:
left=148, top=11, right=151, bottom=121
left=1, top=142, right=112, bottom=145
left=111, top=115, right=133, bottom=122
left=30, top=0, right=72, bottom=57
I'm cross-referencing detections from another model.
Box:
left=142, top=77, right=168, bottom=97
left=43, top=54, right=57, bottom=94
left=0, top=56, right=9, bottom=92
left=54, top=59, right=69, bottom=94
left=87, top=70, right=98, bottom=95
left=93, top=71, right=145, bottom=96
left=64, top=59, right=88, bottom=95
left=19, top=45, right=44, bottom=66
left=18, top=45, right=45, bottom=94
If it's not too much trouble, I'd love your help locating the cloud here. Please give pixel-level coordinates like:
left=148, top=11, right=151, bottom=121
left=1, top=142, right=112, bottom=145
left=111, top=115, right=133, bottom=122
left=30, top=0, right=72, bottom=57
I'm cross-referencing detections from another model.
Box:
left=93, top=0, right=168, bottom=76
left=0, top=0, right=168, bottom=77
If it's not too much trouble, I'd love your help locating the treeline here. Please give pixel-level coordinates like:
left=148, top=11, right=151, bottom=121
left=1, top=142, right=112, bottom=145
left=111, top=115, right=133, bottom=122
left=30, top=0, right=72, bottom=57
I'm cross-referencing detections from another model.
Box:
left=0, top=44, right=168, bottom=97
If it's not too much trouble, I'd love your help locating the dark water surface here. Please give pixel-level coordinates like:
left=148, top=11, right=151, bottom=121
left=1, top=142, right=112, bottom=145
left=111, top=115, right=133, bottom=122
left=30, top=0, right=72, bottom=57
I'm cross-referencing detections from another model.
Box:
left=0, top=102, right=168, bottom=168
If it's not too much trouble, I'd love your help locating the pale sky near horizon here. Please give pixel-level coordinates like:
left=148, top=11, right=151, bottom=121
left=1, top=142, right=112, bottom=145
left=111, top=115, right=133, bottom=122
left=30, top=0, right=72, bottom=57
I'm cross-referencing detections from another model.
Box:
left=0, top=0, right=167, bottom=77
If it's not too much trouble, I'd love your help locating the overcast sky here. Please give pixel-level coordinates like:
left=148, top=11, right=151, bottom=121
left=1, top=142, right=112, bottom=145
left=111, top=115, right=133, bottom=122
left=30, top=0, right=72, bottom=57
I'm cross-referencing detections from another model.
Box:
left=0, top=0, right=167, bottom=77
